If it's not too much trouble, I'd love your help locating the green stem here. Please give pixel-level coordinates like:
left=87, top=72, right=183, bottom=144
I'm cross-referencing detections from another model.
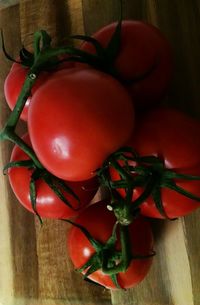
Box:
left=102, top=225, right=132, bottom=274
left=119, top=224, right=132, bottom=270
left=4, top=72, right=37, bottom=129
left=33, top=31, right=42, bottom=58
left=1, top=130, right=43, bottom=169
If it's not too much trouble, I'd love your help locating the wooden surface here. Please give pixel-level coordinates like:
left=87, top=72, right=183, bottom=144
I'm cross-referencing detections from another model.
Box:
left=1, top=1, right=200, bottom=305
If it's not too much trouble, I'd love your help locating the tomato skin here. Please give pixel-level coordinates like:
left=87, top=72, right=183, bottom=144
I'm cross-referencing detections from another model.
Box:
left=80, top=20, right=172, bottom=109
left=8, top=134, right=98, bottom=219
left=28, top=68, right=134, bottom=181
left=67, top=201, right=154, bottom=289
left=110, top=108, right=200, bottom=218
left=4, top=60, right=74, bottom=121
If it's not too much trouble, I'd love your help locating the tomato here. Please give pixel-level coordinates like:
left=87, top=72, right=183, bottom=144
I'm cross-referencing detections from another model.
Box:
left=4, top=60, right=74, bottom=121
left=110, top=108, right=200, bottom=218
left=28, top=67, right=134, bottom=181
left=80, top=20, right=172, bottom=109
left=8, top=134, right=98, bottom=219
left=67, top=201, right=154, bottom=289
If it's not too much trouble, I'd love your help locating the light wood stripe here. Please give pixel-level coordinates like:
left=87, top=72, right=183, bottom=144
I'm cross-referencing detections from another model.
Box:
left=0, top=0, right=19, bottom=10
left=162, top=219, right=194, bottom=305
left=0, top=151, right=15, bottom=305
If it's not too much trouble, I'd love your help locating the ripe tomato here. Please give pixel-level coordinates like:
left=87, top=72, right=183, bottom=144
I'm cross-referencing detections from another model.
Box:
left=67, top=201, right=154, bottom=289
left=8, top=134, right=98, bottom=219
left=110, top=108, right=200, bottom=218
left=28, top=68, right=134, bottom=181
left=4, top=60, right=74, bottom=121
left=81, top=20, right=172, bottom=109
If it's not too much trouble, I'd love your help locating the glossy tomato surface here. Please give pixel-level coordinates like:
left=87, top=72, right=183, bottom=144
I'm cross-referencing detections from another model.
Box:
left=8, top=134, right=98, bottom=219
left=28, top=68, right=134, bottom=181
left=4, top=60, right=74, bottom=121
left=81, top=20, right=172, bottom=109
left=67, top=201, right=154, bottom=289
left=111, top=108, right=200, bottom=218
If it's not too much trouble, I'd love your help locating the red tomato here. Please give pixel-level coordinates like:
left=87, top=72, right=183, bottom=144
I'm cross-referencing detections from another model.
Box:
left=8, top=134, right=98, bottom=219
left=110, top=108, right=200, bottom=218
left=80, top=20, right=172, bottom=109
left=67, top=201, right=154, bottom=289
left=28, top=68, right=134, bottom=181
left=4, top=60, right=74, bottom=121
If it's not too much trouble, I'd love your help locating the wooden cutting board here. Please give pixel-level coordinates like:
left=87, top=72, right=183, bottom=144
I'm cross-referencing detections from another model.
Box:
left=1, top=1, right=200, bottom=305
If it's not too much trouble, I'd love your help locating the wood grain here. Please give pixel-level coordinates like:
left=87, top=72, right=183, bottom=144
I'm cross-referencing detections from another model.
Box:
left=1, top=0, right=200, bottom=304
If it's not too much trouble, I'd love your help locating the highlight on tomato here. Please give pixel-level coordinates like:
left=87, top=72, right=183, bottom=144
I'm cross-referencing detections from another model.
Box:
left=80, top=20, right=173, bottom=109
left=28, top=67, right=135, bottom=182
left=7, top=134, right=98, bottom=219
left=67, top=200, right=154, bottom=289
left=109, top=107, right=200, bottom=219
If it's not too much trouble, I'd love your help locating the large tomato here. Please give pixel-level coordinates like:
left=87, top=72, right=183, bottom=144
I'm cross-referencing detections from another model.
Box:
left=4, top=60, right=74, bottom=121
left=8, top=134, right=98, bottom=219
left=80, top=20, right=172, bottom=109
left=110, top=108, right=200, bottom=218
left=67, top=201, right=154, bottom=289
left=28, top=68, right=134, bottom=181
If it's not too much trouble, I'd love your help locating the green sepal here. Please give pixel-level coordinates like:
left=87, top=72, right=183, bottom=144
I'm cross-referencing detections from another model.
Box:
left=41, top=173, right=79, bottom=210
left=0, top=29, right=19, bottom=63
left=131, top=177, right=156, bottom=210
left=77, top=253, right=101, bottom=275
left=137, top=155, right=164, bottom=166
left=30, top=170, right=43, bottom=225
left=110, top=274, right=122, bottom=289
left=63, top=219, right=102, bottom=251
left=110, top=180, right=131, bottom=189
left=163, top=179, right=200, bottom=203
left=164, top=170, right=200, bottom=181
left=42, top=45, right=101, bottom=70
left=83, top=257, right=102, bottom=278
left=20, top=47, right=34, bottom=67
left=151, top=186, right=169, bottom=219
left=104, top=19, right=122, bottom=65
left=109, top=157, right=131, bottom=180
left=71, top=34, right=105, bottom=58
left=3, top=159, right=35, bottom=175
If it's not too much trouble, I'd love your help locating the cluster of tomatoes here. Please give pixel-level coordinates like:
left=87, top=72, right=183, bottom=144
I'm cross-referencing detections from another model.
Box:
left=2, top=19, right=200, bottom=290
